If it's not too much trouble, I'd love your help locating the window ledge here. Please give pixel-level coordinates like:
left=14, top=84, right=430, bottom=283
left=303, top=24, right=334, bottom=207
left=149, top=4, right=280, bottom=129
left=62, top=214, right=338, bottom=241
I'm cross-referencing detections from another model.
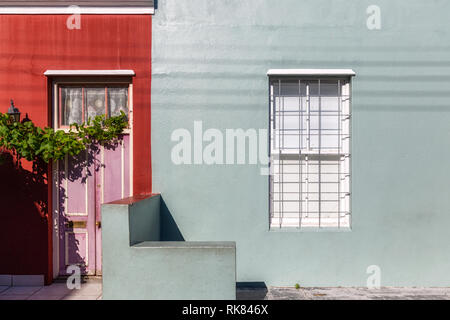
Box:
left=267, top=69, right=356, bottom=77
left=44, top=70, right=135, bottom=77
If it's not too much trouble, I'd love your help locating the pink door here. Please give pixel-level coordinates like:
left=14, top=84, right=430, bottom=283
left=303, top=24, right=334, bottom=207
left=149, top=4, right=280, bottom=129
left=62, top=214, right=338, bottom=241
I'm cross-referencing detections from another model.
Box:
left=57, top=135, right=131, bottom=276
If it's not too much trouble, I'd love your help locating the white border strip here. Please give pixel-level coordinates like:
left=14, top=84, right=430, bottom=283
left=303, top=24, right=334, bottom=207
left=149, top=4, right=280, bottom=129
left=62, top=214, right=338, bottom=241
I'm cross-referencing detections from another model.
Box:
left=44, top=70, right=135, bottom=76
left=0, top=7, right=154, bottom=14
left=267, top=69, right=356, bottom=77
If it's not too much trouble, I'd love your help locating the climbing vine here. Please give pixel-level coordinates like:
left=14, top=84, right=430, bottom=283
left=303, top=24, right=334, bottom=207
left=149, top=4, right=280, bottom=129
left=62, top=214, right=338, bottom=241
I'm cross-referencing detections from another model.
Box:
left=0, top=111, right=128, bottom=163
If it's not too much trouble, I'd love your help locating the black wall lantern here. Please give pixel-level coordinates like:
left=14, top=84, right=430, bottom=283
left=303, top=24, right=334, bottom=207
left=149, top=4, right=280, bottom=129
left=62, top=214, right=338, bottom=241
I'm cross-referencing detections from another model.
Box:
left=7, top=99, right=21, bottom=123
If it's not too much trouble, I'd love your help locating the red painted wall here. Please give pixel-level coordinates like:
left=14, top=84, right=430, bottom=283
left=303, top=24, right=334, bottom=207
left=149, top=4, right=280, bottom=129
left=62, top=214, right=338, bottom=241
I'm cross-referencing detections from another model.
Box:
left=0, top=15, right=152, bottom=284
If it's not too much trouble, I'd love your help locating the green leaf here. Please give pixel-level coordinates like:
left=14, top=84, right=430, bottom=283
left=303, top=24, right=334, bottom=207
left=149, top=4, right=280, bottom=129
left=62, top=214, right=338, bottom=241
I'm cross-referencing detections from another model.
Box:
left=0, top=112, right=127, bottom=164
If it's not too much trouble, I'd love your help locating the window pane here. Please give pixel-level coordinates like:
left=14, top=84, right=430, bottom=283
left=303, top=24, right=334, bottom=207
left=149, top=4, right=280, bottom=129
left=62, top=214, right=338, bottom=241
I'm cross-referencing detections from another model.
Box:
left=85, top=88, right=106, bottom=122
left=108, top=87, right=129, bottom=118
left=272, top=80, right=307, bottom=97
left=320, top=80, right=339, bottom=96
left=61, top=87, right=82, bottom=126
left=281, top=81, right=306, bottom=96
left=309, top=80, right=319, bottom=96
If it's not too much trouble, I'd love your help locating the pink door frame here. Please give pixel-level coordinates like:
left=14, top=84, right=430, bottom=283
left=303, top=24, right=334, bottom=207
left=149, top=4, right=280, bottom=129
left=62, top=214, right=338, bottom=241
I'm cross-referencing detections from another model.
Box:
left=51, top=80, right=134, bottom=278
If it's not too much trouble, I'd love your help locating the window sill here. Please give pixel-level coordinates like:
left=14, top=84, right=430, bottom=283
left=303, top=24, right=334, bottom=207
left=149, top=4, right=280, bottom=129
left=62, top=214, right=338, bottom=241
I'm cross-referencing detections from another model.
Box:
left=45, top=70, right=135, bottom=76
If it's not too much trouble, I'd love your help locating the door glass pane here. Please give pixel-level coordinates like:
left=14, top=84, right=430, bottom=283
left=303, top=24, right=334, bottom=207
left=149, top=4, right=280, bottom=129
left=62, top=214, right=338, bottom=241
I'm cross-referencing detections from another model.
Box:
left=85, top=88, right=106, bottom=122
left=108, top=87, right=128, bottom=118
left=61, top=87, right=82, bottom=126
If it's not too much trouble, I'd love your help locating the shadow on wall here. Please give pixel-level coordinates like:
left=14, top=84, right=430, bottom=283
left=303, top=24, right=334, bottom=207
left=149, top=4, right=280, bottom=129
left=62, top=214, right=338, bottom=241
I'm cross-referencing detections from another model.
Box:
left=0, top=149, right=90, bottom=280
left=0, top=151, right=50, bottom=280
left=0, top=139, right=123, bottom=279
left=160, top=196, right=185, bottom=241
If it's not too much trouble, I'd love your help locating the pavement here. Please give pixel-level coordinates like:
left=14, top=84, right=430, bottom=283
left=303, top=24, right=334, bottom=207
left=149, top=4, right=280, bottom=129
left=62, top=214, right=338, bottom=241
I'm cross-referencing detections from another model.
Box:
left=0, top=278, right=102, bottom=300
left=237, top=286, right=450, bottom=300
left=1, top=279, right=450, bottom=300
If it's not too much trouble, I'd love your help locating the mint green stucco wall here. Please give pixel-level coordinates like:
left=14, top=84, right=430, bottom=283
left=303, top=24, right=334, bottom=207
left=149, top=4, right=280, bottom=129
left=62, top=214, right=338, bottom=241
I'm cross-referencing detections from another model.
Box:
left=102, top=196, right=236, bottom=299
left=151, top=0, right=450, bottom=286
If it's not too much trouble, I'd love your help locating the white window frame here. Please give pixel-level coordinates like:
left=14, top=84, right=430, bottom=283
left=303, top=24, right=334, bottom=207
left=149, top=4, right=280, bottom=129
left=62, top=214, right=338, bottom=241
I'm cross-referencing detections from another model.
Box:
left=268, top=69, right=355, bottom=230
left=49, top=75, right=133, bottom=135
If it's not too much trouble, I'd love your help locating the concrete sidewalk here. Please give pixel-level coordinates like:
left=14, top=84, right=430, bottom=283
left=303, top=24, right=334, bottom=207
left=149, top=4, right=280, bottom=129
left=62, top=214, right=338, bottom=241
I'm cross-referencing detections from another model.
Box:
left=0, top=278, right=102, bottom=300
left=1, top=280, right=450, bottom=300
left=238, top=287, right=450, bottom=300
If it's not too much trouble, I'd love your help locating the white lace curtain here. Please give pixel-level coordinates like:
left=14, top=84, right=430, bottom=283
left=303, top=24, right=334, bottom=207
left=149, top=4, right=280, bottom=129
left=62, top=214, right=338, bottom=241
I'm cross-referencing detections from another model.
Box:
left=61, top=86, right=128, bottom=126
left=63, top=88, right=82, bottom=125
